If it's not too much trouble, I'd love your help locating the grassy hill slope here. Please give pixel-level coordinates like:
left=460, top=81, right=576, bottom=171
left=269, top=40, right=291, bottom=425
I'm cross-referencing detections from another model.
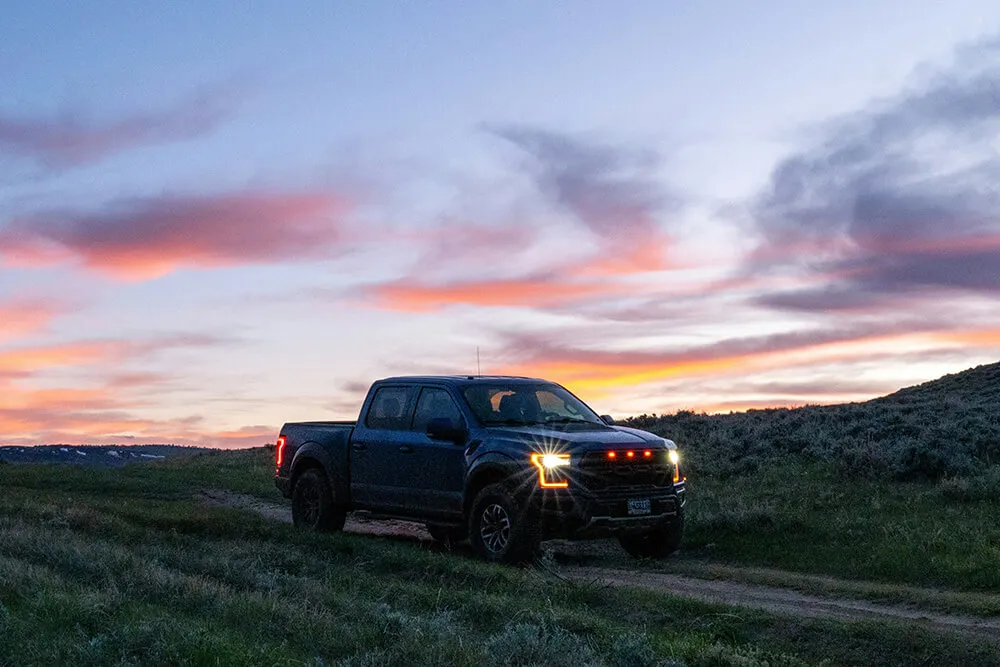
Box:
left=627, top=361, right=1000, bottom=481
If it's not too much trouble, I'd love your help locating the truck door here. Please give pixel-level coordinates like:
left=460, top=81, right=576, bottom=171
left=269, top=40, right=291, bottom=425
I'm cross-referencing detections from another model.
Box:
left=400, top=387, right=468, bottom=520
left=349, top=384, right=416, bottom=512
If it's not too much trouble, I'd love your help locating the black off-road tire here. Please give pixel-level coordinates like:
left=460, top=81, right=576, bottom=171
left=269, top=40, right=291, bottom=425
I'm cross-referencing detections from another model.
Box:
left=426, top=523, right=467, bottom=546
left=292, top=468, right=346, bottom=532
left=617, top=510, right=684, bottom=559
left=468, top=483, right=541, bottom=564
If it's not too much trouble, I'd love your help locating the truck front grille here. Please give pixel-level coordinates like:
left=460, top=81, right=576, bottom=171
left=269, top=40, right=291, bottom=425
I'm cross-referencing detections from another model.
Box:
left=577, top=450, right=672, bottom=489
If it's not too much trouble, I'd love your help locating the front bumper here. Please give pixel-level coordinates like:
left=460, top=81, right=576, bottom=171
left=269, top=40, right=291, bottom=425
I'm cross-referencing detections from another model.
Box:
left=536, top=480, right=685, bottom=539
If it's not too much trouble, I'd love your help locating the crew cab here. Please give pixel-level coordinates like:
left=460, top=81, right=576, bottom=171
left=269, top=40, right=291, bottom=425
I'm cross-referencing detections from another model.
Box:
left=274, top=376, right=686, bottom=563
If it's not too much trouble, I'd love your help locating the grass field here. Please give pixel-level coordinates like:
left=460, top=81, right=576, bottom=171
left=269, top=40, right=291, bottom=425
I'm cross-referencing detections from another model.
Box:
left=2, top=448, right=1000, bottom=666
left=683, top=461, right=1000, bottom=593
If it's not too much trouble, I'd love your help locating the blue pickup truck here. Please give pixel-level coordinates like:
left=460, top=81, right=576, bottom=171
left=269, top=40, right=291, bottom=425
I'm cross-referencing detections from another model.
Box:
left=274, top=375, right=686, bottom=563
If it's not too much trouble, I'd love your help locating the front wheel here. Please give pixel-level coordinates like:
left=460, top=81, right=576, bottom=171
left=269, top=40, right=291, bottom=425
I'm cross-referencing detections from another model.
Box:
left=292, top=468, right=346, bottom=532
left=617, top=511, right=683, bottom=559
left=468, top=483, right=540, bottom=564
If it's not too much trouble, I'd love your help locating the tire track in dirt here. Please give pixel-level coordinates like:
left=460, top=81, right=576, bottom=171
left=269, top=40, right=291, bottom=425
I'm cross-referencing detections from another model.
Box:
left=200, top=490, right=1000, bottom=643
left=198, top=489, right=435, bottom=541
left=558, top=566, right=1000, bottom=643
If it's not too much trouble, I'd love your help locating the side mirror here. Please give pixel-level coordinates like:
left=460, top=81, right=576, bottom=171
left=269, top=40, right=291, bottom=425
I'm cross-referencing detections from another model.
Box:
left=600, top=414, right=615, bottom=425
left=426, top=417, right=468, bottom=443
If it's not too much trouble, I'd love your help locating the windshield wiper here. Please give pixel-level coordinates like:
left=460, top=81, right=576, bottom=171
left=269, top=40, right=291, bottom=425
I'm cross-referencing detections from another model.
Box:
left=543, top=417, right=597, bottom=425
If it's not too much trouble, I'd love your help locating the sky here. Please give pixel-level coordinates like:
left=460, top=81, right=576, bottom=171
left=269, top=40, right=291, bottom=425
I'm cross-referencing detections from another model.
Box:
left=3, top=2, right=1000, bottom=447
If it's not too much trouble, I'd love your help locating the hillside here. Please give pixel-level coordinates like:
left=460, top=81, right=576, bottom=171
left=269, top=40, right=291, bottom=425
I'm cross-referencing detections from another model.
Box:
left=878, top=361, right=1000, bottom=407
left=626, top=361, right=1000, bottom=481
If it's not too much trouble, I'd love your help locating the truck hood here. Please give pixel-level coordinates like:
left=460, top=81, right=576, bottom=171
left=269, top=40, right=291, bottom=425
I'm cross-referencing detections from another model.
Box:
left=484, top=423, right=667, bottom=450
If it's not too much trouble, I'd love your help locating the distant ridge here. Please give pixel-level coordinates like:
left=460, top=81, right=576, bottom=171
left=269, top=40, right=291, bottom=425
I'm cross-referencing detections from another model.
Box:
left=0, top=444, right=213, bottom=468
left=877, top=361, right=1000, bottom=407
left=627, top=360, right=1000, bottom=481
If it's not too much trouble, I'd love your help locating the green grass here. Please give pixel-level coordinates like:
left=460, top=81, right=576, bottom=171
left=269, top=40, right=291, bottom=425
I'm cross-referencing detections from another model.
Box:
left=1, top=449, right=999, bottom=666
left=682, top=461, right=1000, bottom=593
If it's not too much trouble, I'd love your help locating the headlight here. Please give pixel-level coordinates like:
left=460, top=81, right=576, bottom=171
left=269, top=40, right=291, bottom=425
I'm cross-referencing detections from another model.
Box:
left=540, top=453, right=569, bottom=469
left=668, top=449, right=681, bottom=482
left=530, top=453, right=570, bottom=488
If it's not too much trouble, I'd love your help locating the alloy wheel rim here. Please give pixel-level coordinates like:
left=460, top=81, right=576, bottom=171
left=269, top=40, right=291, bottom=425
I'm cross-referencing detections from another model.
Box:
left=302, top=483, right=321, bottom=525
left=480, top=503, right=511, bottom=553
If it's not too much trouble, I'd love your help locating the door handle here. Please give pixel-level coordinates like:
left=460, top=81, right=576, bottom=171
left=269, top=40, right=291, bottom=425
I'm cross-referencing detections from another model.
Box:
left=398, top=444, right=414, bottom=454
left=352, top=442, right=368, bottom=451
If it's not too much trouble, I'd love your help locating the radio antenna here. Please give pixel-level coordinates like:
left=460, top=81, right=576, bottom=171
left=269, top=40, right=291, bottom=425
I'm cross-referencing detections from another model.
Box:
left=477, top=346, right=481, bottom=377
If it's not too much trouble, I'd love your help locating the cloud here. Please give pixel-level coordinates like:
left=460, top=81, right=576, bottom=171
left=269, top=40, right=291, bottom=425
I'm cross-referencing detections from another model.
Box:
left=751, top=34, right=1000, bottom=312
left=0, top=296, right=69, bottom=343
left=409, top=221, right=538, bottom=266
left=0, top=82, right=245, bottom=169
left=0, top=387, right=275, bottom=447
left=0, top=191, right=348, bottom=279
left=363, top=275, right=620, bottom=312
left=0, top=332, right=229, bottom=381
left=490, top=319, right=970, bottom=392
left=325, top=127, right=695, bottom=314
left=0, top=341, right=115, bottom=375
left=0, top=333, right=259, bottom=447
left=488, top=126, right=676, bottom=236
left=487, top=126, right=680, bottom=269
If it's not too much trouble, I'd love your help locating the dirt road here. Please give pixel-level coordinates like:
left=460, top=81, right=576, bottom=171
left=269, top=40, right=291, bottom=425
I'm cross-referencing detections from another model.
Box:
left=201, top=490, right=1000, bottom=642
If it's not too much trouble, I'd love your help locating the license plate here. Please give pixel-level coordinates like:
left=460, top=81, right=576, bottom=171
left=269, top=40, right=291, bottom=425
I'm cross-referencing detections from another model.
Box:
left=627, top=498, right=651, bottom=516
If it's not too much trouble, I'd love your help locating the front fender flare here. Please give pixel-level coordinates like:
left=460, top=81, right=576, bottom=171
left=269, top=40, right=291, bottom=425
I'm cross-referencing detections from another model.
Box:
left=464, top=451, right=533, bottom=509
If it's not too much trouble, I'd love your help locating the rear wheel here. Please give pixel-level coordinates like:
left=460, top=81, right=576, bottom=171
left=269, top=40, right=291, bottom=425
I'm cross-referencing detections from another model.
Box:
left=617, top=511, right=683, bottom=559
left=468, top=483, right=540, bottom=564
left=292, top=468, right=346, bottom=532
left=426, top=523, right=467, bottom=546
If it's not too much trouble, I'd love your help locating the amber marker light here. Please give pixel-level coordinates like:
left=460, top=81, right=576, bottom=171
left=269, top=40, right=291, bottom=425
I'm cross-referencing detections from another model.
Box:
left=607, top=451, right=617, bottom=459
left=275, top=436, right=287, bottom=467
left=643, top=450, right=652, bottom=458
left=626, top=450, right=635, bottom=459
left=530, top=453, right=570, bottom=488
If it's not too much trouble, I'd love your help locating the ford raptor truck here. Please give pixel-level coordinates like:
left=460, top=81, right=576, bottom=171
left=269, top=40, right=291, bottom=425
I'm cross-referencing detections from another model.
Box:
left=274, top=376, right=686, bottom=564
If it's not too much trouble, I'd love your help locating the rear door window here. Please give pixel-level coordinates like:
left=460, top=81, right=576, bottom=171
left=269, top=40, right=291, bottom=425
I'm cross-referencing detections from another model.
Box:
left=365, top=386, right=414, bottom=430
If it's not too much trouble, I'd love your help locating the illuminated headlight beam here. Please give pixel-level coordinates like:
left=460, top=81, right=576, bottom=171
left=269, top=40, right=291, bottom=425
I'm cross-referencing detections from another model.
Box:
left=530, top=453, right=570, bottom=488
left=541, top=453, right=570, bottom=468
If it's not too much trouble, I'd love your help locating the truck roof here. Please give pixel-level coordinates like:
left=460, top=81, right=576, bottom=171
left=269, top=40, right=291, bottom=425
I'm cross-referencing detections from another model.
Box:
left=375, top=375, right=551, bottom=386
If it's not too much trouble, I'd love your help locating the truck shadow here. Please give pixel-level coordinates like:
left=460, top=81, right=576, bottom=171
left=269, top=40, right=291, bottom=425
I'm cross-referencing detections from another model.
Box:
left=343, top=516, right=626, bottom=566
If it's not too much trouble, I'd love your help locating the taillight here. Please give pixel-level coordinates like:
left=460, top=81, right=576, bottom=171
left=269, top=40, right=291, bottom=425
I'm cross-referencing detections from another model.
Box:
left=275, top=436, right=287, bottom=467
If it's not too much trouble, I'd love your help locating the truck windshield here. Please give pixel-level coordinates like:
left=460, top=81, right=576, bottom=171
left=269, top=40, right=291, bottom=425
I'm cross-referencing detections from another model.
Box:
left=462, top=383, right=604, bottom=426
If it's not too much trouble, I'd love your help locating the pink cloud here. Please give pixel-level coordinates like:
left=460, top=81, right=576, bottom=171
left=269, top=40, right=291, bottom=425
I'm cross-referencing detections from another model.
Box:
left=365, top=276, right=619, bottom=312
left=1, top=191, right=349, bottom=279
left=0, top=297, right=68, bottom=343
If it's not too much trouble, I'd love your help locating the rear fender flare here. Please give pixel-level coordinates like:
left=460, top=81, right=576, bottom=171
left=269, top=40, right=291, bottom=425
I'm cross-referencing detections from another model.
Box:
left=291, top=441, right=350, bottom=507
